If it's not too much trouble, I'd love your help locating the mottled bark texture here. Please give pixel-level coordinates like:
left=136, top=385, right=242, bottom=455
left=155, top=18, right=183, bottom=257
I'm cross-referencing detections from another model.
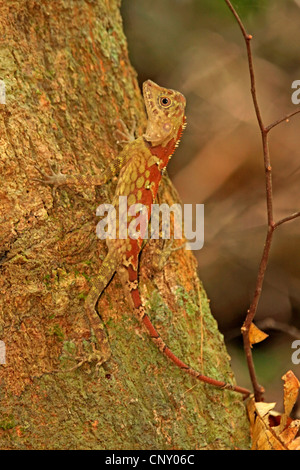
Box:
left=0, top=0, right=250, bottom=449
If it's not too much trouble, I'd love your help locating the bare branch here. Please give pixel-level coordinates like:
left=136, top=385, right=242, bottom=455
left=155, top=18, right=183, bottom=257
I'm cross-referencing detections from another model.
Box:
left=224, top=1, right=264, bottom=133
left=224, top=0, right=300, bottom=402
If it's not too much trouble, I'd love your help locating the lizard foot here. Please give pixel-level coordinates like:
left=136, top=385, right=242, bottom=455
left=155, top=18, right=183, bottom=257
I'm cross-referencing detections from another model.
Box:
left=85, top=301, right=112, bottom=366
left=57, top=342, right=111, bottom=374
left=33, top=160, right=67, bottom=195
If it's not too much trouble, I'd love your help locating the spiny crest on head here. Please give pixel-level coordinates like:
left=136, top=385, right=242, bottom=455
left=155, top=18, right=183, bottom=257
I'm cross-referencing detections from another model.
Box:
left=143, top=80, right=186, bottom=147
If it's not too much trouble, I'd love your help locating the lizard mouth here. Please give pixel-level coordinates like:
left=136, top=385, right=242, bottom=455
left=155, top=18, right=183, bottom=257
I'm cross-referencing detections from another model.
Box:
left=142, top=80, right=158, bottom=117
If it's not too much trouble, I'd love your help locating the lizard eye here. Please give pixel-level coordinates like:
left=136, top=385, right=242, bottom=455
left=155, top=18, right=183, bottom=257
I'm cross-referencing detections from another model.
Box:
left=159, top=96, right=172, bottom=107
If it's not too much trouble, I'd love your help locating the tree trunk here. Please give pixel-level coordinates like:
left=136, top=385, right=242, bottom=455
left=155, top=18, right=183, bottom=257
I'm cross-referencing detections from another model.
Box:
left=0, top=0, right=250, bottom=450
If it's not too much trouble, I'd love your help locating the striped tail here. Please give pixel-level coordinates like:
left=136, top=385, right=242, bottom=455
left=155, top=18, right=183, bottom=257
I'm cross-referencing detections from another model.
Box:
left=85, top=253, right=117, bottom=360
left=127, top=266, right=250, bottom=397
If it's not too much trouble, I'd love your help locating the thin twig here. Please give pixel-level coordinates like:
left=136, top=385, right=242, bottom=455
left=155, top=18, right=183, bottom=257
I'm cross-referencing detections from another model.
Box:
left=256, top=318, right=300, bottom=340
left=275, top=211, right=300, bottom=228
left=224, top=0, right=300, bottom=401
left=266, top=109, right=300, bottom=133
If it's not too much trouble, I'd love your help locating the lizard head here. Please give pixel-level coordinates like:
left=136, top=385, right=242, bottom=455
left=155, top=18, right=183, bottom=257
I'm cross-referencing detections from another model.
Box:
left=142, top=80, right=186, bottom=147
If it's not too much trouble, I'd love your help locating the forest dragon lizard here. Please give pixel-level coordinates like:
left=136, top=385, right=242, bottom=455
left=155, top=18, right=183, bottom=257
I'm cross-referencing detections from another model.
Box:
left=36, top=80, right=250, bottom=397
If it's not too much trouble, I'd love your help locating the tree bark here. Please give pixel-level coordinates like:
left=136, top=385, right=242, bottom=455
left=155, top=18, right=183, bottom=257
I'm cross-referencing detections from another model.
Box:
left=0, top=0, right=250, bottom=449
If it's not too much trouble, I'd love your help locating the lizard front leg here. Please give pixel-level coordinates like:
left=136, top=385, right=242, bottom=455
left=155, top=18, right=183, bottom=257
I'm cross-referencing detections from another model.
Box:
left=33, top=159, right=119, bottom=192
left=115, top=118, right=137, bottom=144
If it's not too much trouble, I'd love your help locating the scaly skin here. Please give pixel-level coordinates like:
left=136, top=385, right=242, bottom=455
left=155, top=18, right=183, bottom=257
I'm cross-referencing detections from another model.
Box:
left=36, top=80, right=250, bottom=397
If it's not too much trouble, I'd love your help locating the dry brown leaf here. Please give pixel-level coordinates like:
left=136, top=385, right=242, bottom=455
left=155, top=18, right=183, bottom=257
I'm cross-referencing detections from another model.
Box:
left=247, top=370, right=300, bottom=450
left=249, top=322, right=269, bottom=347
left=278, top=420, right=300, bottom=446
left=283, top=371, right=300, bottom=418
left=247, top=398, right=286, bottom=450
left=288, top=437, right=300, bottom=450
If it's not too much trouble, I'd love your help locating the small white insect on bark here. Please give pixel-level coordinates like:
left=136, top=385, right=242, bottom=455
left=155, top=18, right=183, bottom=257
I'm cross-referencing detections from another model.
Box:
left=0, top=340, right=6, bottom=364
left=0, top=80, right=6, bottom=104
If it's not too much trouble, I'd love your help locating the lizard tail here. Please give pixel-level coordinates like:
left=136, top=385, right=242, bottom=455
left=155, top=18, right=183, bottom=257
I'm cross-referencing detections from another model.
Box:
left=127, top=266, right=250, bottom=398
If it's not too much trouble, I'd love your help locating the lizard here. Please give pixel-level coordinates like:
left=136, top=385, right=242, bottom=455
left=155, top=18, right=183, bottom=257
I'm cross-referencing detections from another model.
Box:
left=35, top=79, right=250, bottom=397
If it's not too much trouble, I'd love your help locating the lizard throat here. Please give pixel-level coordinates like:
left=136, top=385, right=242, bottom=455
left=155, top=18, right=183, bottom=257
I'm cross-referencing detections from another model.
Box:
left=148, top=118, right=186, bottom=170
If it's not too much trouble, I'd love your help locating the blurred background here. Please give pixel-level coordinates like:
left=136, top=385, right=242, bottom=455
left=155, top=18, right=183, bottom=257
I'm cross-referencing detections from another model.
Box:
left=121, top=0, right=300, bottom=411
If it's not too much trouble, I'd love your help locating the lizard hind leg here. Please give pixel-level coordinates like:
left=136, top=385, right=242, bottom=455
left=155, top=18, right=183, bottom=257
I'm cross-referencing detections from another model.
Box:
left=85, top=253, right=117, bottom=364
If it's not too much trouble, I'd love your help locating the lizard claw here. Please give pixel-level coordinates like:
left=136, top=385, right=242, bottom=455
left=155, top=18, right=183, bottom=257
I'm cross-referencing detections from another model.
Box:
left=33, top=160, right=67, bottom=195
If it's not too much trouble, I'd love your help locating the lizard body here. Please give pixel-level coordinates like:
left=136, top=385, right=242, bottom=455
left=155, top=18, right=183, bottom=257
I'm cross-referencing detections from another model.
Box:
left=36, top=80, right=250, bottom=397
